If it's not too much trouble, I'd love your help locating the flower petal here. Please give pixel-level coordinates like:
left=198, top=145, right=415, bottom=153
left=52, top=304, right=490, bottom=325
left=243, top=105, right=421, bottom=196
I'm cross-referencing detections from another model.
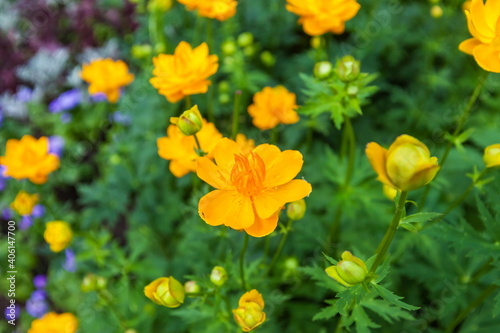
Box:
left=213, top=138, right=241, bottom=175
left=196, top=157, right=232, bottom=190
left=252, top=145, right=304, bottom=187
left=253, top=180, right=312, bottom=219
left=365, top=142, right=396, bottom=188
left=199, top=190, right=254, bottom=229
left=473, top=44, right=500, bottom=73
left=244, top=211, right=279, bottom=237
left=458, top=38, right=482, bottom=55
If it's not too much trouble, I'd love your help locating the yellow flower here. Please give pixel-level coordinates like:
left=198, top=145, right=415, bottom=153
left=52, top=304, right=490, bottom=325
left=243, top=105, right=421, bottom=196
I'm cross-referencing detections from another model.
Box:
left=10, top=191, right=39, bottom=216
left=382, top=184, right=397, bottom=201
left=365, top=135, right=440, bottom=192
left=170, top=105, right=203, bottom=136
left=80, top=58, right=135, bottom=103
left=233, top=289, right=266, bottom=332
left=144, top=277, right=185, bottom=308
left=0, top=135, right=60, bottom=184
left=150, top=42, right=219, bottom=103
left=458, top=0, right=500, bottom=73
left=27, top=312, right=78, bottom=333
left=325, top=251, right=368, bottom=287
left=247, top=86, right=300, bottom=130
left=178, top=0, right=237, bottom=21
left=286, top=0, right=361, bottom=36
left=235, top=133, right=255, bottom=155
left=44, top=221, right=73, bottom=253
left=484, top=144, right=500, bottom=168
left=196, top=138, right=312, bottom=237
left=157, top=119, right=223, bottom=177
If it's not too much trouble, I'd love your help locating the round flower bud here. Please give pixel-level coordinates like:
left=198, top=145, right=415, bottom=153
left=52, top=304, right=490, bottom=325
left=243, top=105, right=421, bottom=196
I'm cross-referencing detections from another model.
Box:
left=325, top=251, right=368, bottom=287
left=286, top=199, right=306, bottom=221
left=218, top=80, right=230, bottom=93
left=144, top=277, right=185, bottom=308
left=81, top=274, right=97, bottom=293
left=210, top=266, right=228, bottom=287
left=313, top=61, right=333, bottom=79
left=96, top=276, right=107, bottom=290
left=310, top=36, right=324, bottom=49
left=335, top=55, right=361, bottom=82
left=184, top=281, right=201, bottom=295
left=131, top=44, right=153, bottom=59
left=233, top=289, right=266, bottom=332
left=260, top=51, right=276, bottom=67
left=148, top=0, right=173, bottom=12
left=283, top=257, right=299, bottom=271
left=430, top=5, right=443, bottom=18
left=219, top=93, right=231, bottom=104
left=170, top=105, right=203, bottom=136
left=243, top=45, right=256, bottom=57
left=237, top=32, right=254, bottom=47
left=222, top=40, right=237, bottom=56
left=484, top=144, right=500, bottom=168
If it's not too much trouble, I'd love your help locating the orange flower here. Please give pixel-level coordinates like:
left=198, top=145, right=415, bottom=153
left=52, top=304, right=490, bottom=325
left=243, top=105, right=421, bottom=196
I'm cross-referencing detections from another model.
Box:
left=157, top=119, right=223, bottom=177
left=233, top=289, right=266, bottom=332
left=28, top=312, right=78, bottom=333
left=80, top=58, right=134, bottom=103
left=0, top=135, right=59, bottom=184
left=247, top=86, right=299, bottom=130
left=235, top=133, right=255, bottom=155
left=11, top=191, right=39, bottom=216
left=286, top=0, right=361, bottom=36
left=459, top=0, right=500, bottom=73
left=178, top=0, right=237, bottom=21
left=196, top=138, right=312, bottom=237
left=150, top=42, right=219, bottom=103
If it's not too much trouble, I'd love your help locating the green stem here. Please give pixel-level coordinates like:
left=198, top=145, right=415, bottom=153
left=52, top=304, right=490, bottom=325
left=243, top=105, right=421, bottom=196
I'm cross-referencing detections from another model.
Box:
left=193, top=133, right=203, bottom=156
left=185, top=95, right=192, bottom=109
left=267, top=219, right=293, bottom=274
left=270, top=127, right=279, bottom=145
left=419, top=71, right=488, bottom=210
left=239, top=233, right=249, bottom=290
left=343, top=117, right=356, bottom=188
left=327, top=206, right=343, bottom=255
left=445, top=284, right=499, bottom=333
left=98, top=290, right=127, bottom=329
left=369, top=191, right=408, bottom=275
left=186, top=292, right=214, bottom=297
left=206, top=18, right=214, bottom=52
left=469, top=259, right=493, bottom=285
left=334, top=316, right=343, bottom=333
left=231, top=91, right=242, bottom=140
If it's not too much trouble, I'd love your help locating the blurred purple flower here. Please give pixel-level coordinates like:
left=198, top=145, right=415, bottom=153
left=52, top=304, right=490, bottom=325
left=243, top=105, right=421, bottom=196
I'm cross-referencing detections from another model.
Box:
left=63, top=249, right=77, bottom=272
left=26, top=290, right=48, bottom=318
left=31, top=205, right=45, bottom=218
left=4, top=304, right=20, bottom=321
left=110, top=111, right=131, bottom=125
left=19, top=215, right=34, bottom=230
left=2, top=208, right=13, bottom=220
left=91, top=92, right=108, bottom=102
left=48, top=89, right=82, bottom=113
left=48, top=136, right=65, bottom=157
left=60, top=113, right=72, bottom=123
left=0, top=106, right=4, bottom=127
left=16, top=86, right=34, bottom=103
left=33, top=275, right=47, bottom=289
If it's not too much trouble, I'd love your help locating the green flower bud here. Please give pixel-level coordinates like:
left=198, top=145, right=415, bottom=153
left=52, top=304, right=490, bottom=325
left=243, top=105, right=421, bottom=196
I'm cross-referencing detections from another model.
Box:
left=222, top=40, right=237, bottom=56
left=335, top=56, right=361, bottom=82
left=81, top=274, right=97, bottom=293
left=325, top=251, right=368, bottom=287
left=218, top=80, right=230, bottom=93
left=219, top=93, right=231, bottom=104
left=310, top=36, right=324, bottom=49
left=243, top=45, right=256, bottom=57
left=237, top=32, right=254, bottom=47
left=260, top=51, right=276, bottom=67
left=131, top=44, right=153, bottom=59
left=144, top=276, right=185, bottom=308
left=170, top=105, right=203, bottom=136
left=210, top=266, right=228, bottom=287
left=313, top=61, right=333, bottom=79
left=286, top=199, right=306, bottom=221
left=184, top=281, right=201, bottom=295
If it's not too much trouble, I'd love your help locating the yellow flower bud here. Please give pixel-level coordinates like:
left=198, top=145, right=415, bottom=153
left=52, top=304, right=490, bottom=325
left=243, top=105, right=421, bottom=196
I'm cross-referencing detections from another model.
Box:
left=222, top=40, right=237, bottom=56
left=210, top=266, right=228, bottom=287
left=233, top=289, right=266, bottom=332
left=335, top=55, right=360, bottom=82
left=237, top=32, right=254, bottom=47
left=44, top=221, right=73, bottom=253
left=314, top=61, right=333, bottom=79
left=325, top=251, right=368, bottom=287
left=170, top=105, right=203, bottom=136
left=147, top=0, right=173, bottom=12
left=310, top=36, right=324, bottom=49
left=382, top=184, right=397, bottom=201
left=484, top=144, right=500, bottom=168
left=10, top=191, right=39, bottom=216
left=184, top=280, right=201, bottom=295
left=81, top=274, right=98, bottom=293
left=286, top=199, right=306, bottom=221
left=430, top=5, right=443, bottom=18
left=131, top=44, right=153, bottom=59
left=366, top=135, right=440, bottom=192
left=144, top=277, right=185, bottom=308
left=260, top=51, right=276, bottom=67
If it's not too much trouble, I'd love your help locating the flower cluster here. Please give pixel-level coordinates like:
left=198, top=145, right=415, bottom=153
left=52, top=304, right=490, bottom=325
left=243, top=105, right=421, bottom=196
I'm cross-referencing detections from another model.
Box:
left=178, top=0, right=238, bottom=21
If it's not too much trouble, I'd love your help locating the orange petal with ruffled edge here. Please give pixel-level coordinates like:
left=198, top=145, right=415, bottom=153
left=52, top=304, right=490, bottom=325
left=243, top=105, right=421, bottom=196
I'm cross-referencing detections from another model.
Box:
left=252, top=179, right=312, bottom=219
left=244, top=210, right=280, bottom=237
left=199, top=190, right=254, bottom=229
left=238, top=289, right=265, bottom=308
left=365, top=142, right=397, bottom=189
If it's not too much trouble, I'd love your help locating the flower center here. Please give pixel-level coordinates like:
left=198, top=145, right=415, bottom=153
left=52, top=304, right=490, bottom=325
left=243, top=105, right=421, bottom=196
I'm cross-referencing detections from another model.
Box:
left=230, top=152, right=266, bottom=196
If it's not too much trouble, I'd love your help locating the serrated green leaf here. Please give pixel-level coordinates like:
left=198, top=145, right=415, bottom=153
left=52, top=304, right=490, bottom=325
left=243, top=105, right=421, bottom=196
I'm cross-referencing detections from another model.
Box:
left=362, top=299, right=415, bottom=323
left=402, top=212, right=442, bottom=224
left=371, top=284, right=419, bottom=311
left=399, top=222, right=419, bottom=233
left=353, top=304, right=381, bottom=333
left=323, top=252, right=338, bottom=266
left=313, top=304, right=339, bottom=321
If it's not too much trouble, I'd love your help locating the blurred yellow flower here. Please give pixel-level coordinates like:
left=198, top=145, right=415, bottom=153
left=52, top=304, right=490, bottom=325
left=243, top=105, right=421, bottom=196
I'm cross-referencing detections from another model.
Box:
left=150, top=42, right=219, bottom=103
left=325, top=251, right=368, bottom=287
left=80, top=58, right=135, bottom=103
left=286, top=0, right=361, bottom=36
left=366, top=135, right=440, bottom=192
left=247, top=86, right=299, bottom=130
left=157, top=119, right=223, bottom=177
left=233, top=289, right=266, bottom=332
left=148, top=0, right=173, bottom=12
left=144, top=277, right=185, bottom=308
left=458, top=0, right=500, bottom=73
left=235, top=133, right=255, bottom=155
left=484, top=144, right=500, bottom=168
left=178, top=0, right=237, bottom=21
left=10, top=191, right=39, bottom=216
left=196, top=138, right=312, bottom=237
left=27, top=312, right=78, bottom=333
left=0, top=135, right=59, bottom=184
left=44, top=221, right=73, bottom=253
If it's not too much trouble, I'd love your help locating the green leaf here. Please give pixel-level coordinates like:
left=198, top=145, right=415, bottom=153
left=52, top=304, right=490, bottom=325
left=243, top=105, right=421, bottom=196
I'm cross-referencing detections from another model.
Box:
left=371, top=284, right=419, bottom=311
left=399, top=222, right=419, bottom=233
left=323, top=252, right=338, bottom=266
left=352, top=304, right=380, bottom=333
left=401, top=212, right=442, bottom=224
left=313, top=304, right=339, bottom=321
left=362, top=299, right=415, bottom=323
left=493, top=290, right=500, bottom=318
